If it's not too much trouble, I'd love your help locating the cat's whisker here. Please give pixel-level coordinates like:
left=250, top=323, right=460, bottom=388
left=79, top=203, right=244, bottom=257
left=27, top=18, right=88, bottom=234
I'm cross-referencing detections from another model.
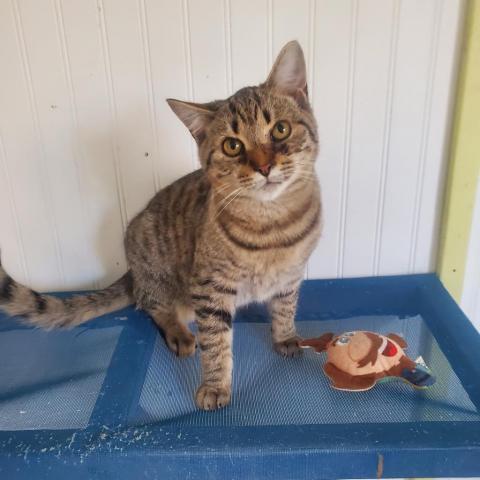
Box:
left=214, top=183, right=239, bottom=200
left=214, top=188, right=244, bottom=219
left=294, top=175, right=316, bottom=182
left=297, top=166, right=316, bottom=172
left=216, top=187, right=243, bottom=209
left=214, top=183, right=234, bottom=195
left=284, top=167, right=315, bottom=176
left=290, top=174, right=316, bottom=184
left=293, top=168, right=317, bottom=177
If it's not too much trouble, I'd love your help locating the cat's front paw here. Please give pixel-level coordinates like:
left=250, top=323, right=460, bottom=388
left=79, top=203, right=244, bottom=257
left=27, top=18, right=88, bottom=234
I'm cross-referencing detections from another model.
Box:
left=274, top=336, right=303, bottom=358
left=195, top=384, right=231, bottom=410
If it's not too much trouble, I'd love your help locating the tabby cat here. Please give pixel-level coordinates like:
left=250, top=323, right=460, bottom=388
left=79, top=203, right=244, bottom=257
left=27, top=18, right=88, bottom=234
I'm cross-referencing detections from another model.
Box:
left=0, top=41, right=321, bottom=410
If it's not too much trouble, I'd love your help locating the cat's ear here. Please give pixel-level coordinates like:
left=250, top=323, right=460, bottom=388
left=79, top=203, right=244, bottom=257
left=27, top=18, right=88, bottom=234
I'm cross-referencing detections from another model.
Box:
left=166, top=99, right=215, bottom=144
left=266, top=40, right=308, bottom=107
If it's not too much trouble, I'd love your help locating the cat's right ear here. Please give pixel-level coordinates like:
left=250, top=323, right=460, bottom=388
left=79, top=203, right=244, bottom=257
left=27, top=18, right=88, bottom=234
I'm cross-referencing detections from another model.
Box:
left=266, top=40, right=308, bottom=108
left=166, top=99, right=214, bottom=145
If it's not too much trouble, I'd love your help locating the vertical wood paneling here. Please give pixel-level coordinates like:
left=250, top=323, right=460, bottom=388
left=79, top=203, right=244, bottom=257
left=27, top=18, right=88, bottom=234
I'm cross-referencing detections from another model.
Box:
left=223, top=0, right=233, bottom=93
left=0, top=0, right=63, bottom=290
left=308, top=0, right=356, bottom=279
left=376, top=0, right=436, bottom=275
left=341, top=0, right=395, bottom=278
left=229, top=0, right=268, bottom=91
left=59, top=0, right=127, bottom=287
left=138, top=0, right=160, bottom=193
left=267, top=0, right=273, bottom=67
left=99, top=0, right=156, bottom=221
left=413, top=0, right=465, bottom=272
left=143, top=0, right=192, bottom=187
left=15, top=0, right=97, bottom=289
left=187, top=0, right=228, bottom=102
left=408, top=0, right=443, bottom=273
left=272, top=0, right=310, bottom=58
left=307, top=0, right=316, bottom=100
left=0, top=133, right=28, bottom=282
left=54, top=0, right=97, bottom=289
left=0, top=0, right=465, bottom=288
left=372, top=0, right=400, bottom=276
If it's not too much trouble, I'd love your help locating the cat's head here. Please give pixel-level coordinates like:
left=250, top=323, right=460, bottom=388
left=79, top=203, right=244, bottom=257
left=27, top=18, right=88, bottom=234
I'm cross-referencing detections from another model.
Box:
left=167, top=41, right=318, bottom=202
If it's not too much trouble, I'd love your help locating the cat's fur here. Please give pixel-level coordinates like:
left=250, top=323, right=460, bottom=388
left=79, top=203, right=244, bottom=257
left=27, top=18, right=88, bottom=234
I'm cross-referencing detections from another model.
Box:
left=0, top=41, right=321, bottom=410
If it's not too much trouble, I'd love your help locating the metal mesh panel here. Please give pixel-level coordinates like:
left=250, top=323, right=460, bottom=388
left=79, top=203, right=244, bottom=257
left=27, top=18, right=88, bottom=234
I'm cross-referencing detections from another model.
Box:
left=132, top=315, right=479, bottom=427
left=0, top=327, right=122, bottom=431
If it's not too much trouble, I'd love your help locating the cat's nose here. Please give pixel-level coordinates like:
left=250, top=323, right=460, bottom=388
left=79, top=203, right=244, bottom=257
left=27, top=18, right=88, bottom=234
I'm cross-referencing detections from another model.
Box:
left=257, top=163, right=272, bottom=177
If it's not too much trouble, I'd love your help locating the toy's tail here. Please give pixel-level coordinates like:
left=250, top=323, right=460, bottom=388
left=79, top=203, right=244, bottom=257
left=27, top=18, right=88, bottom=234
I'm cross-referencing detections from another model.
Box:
left=0, top=260, right=134, bottom=329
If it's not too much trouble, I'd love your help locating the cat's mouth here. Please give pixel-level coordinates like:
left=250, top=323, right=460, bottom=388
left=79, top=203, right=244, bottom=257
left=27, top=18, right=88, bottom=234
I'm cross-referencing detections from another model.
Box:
left=251, top=176, right=287, bottom=200
left=261, top=179, right=282, bottom=191
left=265, top=176, right=283, bottom=185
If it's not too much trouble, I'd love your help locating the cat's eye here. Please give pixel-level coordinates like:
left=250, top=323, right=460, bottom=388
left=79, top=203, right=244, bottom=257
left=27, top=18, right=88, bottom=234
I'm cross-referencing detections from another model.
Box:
left=222, top=137, right=244, bottom=157
left=271, top=120, right=291, bottom=141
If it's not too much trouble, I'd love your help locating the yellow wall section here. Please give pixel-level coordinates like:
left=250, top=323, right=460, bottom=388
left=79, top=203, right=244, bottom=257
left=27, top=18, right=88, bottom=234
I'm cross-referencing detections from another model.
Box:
left=438, top=0, right=480, bottom=301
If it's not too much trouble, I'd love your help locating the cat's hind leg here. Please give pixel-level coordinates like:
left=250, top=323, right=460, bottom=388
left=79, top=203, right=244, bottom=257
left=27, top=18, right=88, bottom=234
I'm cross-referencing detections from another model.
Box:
left=147, top=305, right=196, bottom=358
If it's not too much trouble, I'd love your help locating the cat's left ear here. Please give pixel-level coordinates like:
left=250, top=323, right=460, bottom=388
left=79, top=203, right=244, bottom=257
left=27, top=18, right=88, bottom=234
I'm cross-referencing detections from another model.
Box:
left=166, top=99, right=215, bottom=145
left=266, top=40, right=308, bottom=108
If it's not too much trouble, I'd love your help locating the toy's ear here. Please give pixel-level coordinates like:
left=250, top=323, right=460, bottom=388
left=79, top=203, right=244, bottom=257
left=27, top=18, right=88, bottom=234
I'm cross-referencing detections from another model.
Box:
left=300, top=333, right=334, bottom=353
left=387, top=333, right=407, bottom=349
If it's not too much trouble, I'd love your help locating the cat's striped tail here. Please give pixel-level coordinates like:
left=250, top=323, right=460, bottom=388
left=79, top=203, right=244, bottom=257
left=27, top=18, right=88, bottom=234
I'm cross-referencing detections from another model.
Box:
left=0, top=260, right=134, bottom=329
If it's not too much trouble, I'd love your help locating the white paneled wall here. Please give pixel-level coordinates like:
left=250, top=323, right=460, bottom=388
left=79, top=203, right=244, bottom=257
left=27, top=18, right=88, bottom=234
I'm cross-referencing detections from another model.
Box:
left=0, top=0, right=465, bottom=291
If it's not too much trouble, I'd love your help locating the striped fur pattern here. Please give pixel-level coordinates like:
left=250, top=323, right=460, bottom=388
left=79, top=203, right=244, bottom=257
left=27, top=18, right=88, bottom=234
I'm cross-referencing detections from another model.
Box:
left=0, top=41, right=321, bottom=410
left=0, top=267, right=133, bottom=329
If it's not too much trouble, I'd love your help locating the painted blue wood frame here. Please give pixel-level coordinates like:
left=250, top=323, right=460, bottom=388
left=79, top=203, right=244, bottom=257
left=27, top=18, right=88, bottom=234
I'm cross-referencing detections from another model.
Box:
left=0, top=274, right=479, bottom=479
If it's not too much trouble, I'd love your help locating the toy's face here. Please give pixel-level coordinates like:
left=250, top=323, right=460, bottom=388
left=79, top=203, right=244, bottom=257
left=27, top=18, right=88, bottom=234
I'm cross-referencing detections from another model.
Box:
left=301, top=331, right=434, bottom=391
left=328, top=331, right=404, bottom=374
left=332, top=331, right=384, bottom=361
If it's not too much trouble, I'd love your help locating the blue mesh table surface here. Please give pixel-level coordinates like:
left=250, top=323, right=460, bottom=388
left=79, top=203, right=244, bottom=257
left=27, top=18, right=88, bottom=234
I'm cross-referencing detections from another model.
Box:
left=132, top=316, right=478, bottom=428
left=0, top=274, right=479, bottom=480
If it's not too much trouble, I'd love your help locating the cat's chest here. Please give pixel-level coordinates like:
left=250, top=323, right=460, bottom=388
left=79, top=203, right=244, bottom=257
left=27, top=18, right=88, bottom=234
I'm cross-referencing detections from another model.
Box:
left=235, top=258, right=302, bottom=307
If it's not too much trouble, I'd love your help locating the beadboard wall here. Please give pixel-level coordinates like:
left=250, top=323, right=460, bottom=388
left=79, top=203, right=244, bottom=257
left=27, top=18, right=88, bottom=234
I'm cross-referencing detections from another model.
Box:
left=0, top=0, right=465, bottom=291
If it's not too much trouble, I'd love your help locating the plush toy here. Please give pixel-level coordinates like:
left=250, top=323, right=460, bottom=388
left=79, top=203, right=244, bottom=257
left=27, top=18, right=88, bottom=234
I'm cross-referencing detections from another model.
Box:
left=300, top=331, right=435, bottom=391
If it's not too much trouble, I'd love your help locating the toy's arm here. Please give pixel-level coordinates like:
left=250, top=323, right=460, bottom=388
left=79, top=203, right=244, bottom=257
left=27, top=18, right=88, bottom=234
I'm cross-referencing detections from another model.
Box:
left=387, top=333, right=407, bottom=349
left=357, top=333, right=383, bottom=367
left=299, top=333, right=334, bottom=353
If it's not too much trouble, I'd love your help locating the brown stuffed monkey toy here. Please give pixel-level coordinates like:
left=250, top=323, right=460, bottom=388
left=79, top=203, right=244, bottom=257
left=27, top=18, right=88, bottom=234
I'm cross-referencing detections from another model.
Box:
left=300, top=331, right=435, bottom=391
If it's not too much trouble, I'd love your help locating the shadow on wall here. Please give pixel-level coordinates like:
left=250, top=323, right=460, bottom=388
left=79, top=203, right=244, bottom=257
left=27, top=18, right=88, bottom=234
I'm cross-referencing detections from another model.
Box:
left=87, top=105, right=194, bottom=290
left=81, top=110, right=136, bottom=290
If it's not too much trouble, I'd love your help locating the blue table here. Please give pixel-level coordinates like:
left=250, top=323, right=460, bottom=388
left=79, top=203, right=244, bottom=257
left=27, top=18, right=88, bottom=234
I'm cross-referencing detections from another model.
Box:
left=0, top=274, right=479, bottom=479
